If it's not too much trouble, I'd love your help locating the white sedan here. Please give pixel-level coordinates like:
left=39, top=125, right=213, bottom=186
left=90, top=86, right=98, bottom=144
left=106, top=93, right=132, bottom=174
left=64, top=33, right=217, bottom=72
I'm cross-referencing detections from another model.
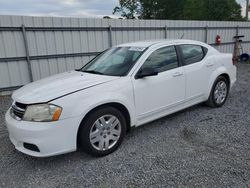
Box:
left=5, top=39, right=236, bottom=157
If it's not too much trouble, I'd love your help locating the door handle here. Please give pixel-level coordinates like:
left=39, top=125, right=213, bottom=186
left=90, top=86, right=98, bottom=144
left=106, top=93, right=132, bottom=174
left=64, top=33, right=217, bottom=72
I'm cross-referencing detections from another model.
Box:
left=173, top=72, right=183, bottom=77
left=206, top=63, right=214, bottom=67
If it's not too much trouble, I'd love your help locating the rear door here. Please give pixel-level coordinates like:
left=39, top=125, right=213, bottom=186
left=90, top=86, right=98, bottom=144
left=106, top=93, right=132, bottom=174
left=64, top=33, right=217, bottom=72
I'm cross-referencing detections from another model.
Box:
left=177, top=44, right=209, bottom=101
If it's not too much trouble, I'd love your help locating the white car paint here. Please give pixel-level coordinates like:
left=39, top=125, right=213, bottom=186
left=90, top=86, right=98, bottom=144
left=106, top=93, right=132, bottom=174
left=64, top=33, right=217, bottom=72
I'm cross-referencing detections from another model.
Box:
left=5, top=39, right=237, bottom=157
left=12, top=71, right=119, bottom=104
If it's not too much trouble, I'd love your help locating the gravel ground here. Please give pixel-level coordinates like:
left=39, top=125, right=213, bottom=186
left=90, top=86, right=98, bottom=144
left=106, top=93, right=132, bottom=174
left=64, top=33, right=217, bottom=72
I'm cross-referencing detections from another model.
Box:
left=1, top=64, right=250, bottom=188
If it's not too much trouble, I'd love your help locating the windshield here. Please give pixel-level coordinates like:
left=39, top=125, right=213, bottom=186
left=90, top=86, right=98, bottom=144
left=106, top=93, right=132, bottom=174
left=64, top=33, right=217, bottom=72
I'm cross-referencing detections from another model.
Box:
left=81, top=47, right=146, bottom=76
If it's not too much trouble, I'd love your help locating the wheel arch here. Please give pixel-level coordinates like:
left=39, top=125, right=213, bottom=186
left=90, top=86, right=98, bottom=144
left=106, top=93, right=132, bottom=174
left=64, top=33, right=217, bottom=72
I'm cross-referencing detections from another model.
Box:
left=76, top=102, right=131, bottom=148
left=219, top=73, right=230, bottom=87
left=206, top=69, right=231, bottom=100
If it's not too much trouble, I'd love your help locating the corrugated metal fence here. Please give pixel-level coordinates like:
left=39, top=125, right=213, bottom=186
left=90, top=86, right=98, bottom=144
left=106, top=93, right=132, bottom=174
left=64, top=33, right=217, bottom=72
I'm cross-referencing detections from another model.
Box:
left=0, top=15, right=250, bottom=92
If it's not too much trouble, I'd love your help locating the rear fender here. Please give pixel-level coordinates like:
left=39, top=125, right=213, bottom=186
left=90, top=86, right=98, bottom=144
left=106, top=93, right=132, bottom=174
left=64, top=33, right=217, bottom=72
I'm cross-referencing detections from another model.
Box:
left=205, top=67, right=229, bottom=99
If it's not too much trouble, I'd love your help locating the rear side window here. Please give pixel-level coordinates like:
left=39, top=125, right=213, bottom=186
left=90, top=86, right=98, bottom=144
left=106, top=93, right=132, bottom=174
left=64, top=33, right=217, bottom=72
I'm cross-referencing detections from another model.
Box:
left=141, top=46, right=178, bottom=73
left=180, top=45, right=206, bottom=65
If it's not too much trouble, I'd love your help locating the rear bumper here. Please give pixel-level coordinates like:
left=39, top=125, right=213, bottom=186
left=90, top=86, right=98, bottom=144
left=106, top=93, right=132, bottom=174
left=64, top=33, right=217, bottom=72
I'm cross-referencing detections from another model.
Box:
left=230, top=66, right=237, bottom=87
left=230, top=65, right=237, bottom=89
left=5, top=109, right=81, bottom=157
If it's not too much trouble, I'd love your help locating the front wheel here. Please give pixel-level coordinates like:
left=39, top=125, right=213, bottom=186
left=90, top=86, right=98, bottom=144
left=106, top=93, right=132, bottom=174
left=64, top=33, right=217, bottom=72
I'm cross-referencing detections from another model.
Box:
left=206, top=76, right=229, bottom=108
left=78, top=107, right=126, bottom=157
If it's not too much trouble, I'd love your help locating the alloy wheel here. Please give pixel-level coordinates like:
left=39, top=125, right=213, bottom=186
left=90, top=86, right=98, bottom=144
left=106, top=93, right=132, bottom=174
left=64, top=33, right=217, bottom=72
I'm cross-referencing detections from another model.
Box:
left=89, top=115, right=121, bottom=151
left=214, top=80, right=228, bottom=105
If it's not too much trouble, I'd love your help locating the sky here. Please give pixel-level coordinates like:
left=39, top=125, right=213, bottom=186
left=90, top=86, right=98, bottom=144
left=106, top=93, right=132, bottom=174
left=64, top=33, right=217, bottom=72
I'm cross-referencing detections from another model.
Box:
left=0, top=0, right=248, bottom=18
left=0, top=0, right=120, bottom=18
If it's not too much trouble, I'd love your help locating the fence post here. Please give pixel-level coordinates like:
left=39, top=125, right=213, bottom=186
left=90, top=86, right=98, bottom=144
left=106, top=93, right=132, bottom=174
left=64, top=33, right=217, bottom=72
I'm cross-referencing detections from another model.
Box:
left=164, top=25, right=168, bottom=39
left=109, top=25, right=113, bottom=47
left=236, top=25, right=239, bottom=36
left=21, top=24, right=33, bottom=82
left=205, top=25, right=209, bottom=43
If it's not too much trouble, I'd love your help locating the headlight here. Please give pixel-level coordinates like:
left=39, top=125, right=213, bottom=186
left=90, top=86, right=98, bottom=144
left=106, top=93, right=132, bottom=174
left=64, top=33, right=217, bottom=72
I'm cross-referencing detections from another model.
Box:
left=23, top=104, right=62, bottom=122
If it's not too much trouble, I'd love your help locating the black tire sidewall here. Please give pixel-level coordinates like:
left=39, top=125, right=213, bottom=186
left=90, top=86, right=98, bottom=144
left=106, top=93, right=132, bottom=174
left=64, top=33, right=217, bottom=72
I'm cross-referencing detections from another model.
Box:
left=79, top=107, right=126, bottom=157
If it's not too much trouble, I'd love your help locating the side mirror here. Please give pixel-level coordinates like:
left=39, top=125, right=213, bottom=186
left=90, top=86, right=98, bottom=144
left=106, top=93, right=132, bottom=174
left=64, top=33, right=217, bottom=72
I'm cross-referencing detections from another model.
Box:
left=136, top=67, right=158, bottom=79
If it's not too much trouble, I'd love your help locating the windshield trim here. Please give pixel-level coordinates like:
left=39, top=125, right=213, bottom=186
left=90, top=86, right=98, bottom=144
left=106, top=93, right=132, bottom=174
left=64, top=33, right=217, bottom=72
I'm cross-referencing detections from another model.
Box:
left=78, top=49, right=107, bottom=71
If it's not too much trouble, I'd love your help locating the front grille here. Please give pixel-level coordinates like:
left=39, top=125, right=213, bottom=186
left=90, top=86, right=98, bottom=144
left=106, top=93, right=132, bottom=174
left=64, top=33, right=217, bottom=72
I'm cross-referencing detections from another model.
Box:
left=11, top=102, right=27, bottom=120
left=15, top=102, right=27, bottom=109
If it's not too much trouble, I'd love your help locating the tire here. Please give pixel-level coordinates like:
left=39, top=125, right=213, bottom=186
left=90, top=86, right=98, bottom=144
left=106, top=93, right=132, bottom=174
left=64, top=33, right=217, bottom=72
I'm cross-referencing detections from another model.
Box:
left=206, top=76, right=229, bottom=108
left=78, top=106, right=126, bottom=157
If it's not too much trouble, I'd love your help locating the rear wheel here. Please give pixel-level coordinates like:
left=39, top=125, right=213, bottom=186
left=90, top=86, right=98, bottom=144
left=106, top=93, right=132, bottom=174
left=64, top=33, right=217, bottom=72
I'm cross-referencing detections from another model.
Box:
left=206, top=76, right=229, bottom=107
left=78, top=107, right=126, bottom=157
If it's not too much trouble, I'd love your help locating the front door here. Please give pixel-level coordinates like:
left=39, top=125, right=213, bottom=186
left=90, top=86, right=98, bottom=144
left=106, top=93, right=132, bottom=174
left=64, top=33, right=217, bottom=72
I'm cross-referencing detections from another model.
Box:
left=132, top=45, right=185, bottom=123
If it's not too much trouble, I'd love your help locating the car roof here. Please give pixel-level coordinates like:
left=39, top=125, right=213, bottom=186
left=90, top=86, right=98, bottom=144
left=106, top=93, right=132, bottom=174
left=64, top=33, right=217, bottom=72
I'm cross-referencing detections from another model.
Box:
left=117, top=39, right=207, bottom=48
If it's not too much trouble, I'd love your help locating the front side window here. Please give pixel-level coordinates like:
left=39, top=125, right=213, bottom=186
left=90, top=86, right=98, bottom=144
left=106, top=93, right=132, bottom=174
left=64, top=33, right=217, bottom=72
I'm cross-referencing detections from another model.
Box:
left=141, top=46, right=178, bottom=73
left=81, top=47, right=146, bottom=76
left=180, top=45, right=205, bottom=65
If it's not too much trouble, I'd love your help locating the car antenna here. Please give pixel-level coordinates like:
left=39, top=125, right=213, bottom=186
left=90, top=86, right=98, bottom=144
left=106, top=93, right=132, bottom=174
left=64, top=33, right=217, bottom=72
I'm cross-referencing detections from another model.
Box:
left=180, top=33, right=185, bottom=39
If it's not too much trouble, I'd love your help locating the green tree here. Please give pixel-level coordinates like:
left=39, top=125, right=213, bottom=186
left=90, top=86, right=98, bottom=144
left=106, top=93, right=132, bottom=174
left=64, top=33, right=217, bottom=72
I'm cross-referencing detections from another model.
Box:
left=206, top=0, right=243, bottom=21
left=140, top=0, right=185, bottom=19
left=113, top=0, right=141, bottom=19
left=113, top=0, right=244, bottom=21
left=184, top=0, right=244, bottom=21
left=183, top=0, right=207, bottom=20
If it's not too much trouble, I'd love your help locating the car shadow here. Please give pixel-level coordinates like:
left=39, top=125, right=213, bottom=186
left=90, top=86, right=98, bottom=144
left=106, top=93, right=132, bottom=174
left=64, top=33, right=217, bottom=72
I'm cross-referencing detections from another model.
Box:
left=18, top=103, right=209, bottom=164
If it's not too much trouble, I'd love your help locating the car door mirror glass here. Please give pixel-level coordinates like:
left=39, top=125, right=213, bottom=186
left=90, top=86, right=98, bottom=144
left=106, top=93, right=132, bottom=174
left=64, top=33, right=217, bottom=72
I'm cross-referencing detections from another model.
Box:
left=136, top=67, right=158, bottom=79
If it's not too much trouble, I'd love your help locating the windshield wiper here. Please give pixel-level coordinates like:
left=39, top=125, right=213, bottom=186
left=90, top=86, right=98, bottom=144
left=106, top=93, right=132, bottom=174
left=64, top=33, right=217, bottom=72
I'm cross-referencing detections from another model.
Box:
left=83, top=70, right=103, bottom=75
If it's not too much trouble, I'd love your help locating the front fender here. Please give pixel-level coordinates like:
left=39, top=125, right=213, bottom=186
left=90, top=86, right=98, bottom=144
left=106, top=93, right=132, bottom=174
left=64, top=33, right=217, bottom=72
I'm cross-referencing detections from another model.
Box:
left=51, top=78, right=136, bottom=127
left=73, top=92, right=136, bottom=126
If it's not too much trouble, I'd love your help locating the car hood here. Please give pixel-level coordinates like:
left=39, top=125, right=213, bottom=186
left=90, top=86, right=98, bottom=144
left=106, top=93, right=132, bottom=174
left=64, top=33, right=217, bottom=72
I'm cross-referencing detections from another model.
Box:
left=12, top=71, right=119, bottom=104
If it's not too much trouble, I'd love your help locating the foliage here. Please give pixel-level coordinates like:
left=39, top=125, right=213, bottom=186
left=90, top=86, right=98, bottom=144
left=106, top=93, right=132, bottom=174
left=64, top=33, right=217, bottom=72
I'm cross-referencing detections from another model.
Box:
left=113, top=0, right=141, bottom=19
left=103, top=16, right=111, bottom=19
left=113, top=0, right=244, bottom=21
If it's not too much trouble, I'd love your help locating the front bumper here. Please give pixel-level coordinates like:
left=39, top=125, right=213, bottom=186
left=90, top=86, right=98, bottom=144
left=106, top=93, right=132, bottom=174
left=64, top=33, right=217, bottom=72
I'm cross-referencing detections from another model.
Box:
left=5, top=109, right=81, bottom=157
